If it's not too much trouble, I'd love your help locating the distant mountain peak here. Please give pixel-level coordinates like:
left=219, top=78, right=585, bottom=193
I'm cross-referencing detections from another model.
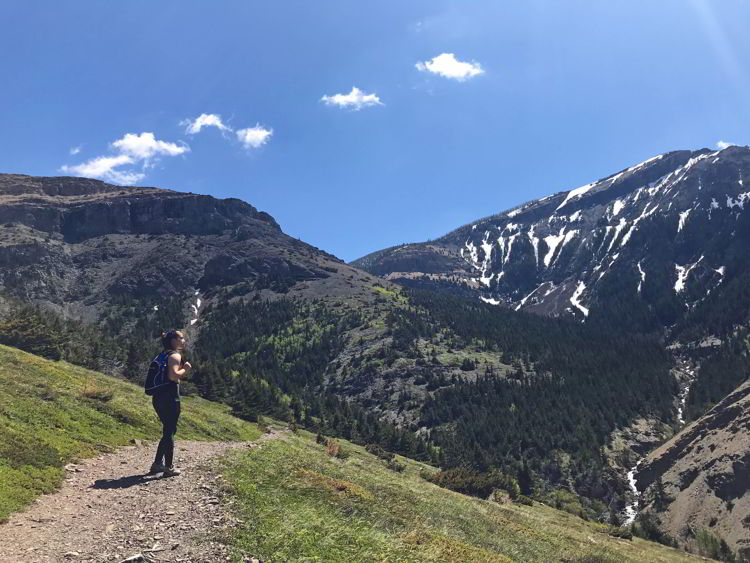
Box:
left=353, top=146, right=750, bottom=328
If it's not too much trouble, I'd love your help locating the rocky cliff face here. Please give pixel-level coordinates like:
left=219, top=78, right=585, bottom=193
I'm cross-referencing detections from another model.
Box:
left=0, top=174, right=381, bottom=321
left=354, top=146, right=750, bottom=327
left=0, top=174, right=280, bottom=241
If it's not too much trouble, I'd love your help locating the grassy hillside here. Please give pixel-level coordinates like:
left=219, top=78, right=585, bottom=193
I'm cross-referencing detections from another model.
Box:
left=222, top=429, right=701, bottom=562
left=0, top=344, right=261, bottom=521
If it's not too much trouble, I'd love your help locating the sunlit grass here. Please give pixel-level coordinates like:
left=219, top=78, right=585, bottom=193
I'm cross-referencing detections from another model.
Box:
left=223, top=429, right=699, bottom=562
left=0, top=344, right=261, bottom=521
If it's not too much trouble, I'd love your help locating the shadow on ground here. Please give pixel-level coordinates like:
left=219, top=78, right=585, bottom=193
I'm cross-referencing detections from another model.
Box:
left=91, top=473, right=167, bottom=490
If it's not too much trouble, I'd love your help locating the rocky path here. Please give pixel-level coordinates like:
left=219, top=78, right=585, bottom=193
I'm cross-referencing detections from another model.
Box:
left=0, top=433, right=281, bottom=563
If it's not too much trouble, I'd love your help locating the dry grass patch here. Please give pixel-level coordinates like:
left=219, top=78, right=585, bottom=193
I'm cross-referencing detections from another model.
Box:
left=402, top=528, right=513, bottom=562
left=296, top=468, right=374, bottom=501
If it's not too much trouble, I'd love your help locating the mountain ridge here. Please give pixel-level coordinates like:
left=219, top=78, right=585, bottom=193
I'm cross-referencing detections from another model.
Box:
left=352, top=145, right=750, bottom=325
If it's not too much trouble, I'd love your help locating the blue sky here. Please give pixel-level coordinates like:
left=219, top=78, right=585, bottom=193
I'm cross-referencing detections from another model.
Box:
left=1, top=1, right=749, bottom=261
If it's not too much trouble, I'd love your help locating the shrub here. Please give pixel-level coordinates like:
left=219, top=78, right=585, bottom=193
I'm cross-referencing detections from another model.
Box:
left=607, top=525, right=632, bottom=540
left=632, top=512, right=677, bottom=548
left=256, top=415, right=270, bottom=434
left=695, top=529, right=736, bottom=562
left=423, top=467, right=520, bottom=499
left=325, top=439, right=348, bottom=459
left=460, top=358, right=475, bottom=371
left=365, top=443, right=395, bottom=461
left=315, top=432, right=327, bottom=445
left=540, top=490, right=588, bottom=520
left=515, top=495, right=534, bottom=506
left=386, top=458, right=406, bottom=472
left=81, top=387, right=114, bottom=402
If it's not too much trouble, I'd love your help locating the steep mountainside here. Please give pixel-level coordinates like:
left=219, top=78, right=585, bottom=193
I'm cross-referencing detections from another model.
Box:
left=354, top=146, right=750, bottom=553
left=636, top=353, right=750, bottom=557
left=0, top=174, right=385, bottom=322
left=354, top=146, right=750, bottom=330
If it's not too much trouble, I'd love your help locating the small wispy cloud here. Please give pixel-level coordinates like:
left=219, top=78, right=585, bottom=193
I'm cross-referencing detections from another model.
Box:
left=236, top=125, right=273, bottom=149
left=181, top=113, right=232, bottom=135
left=716, top=140, right=736, bottom=150
left=416, top=53, right=484, bottom=81
left=61, top=132, right=189, bottom=186
left=62, top=154, right=143, bottom=185
left=181, top=112, right=273, bottom=150
left=69, top=145, right=82, bottom=156
left=321, top=87, right=383, bottom=110
left=112, top=132, right=188, bottom=161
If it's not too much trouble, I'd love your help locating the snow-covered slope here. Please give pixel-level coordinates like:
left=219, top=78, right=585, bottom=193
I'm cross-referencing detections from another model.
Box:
left=354, top=146, right=750, bottom=323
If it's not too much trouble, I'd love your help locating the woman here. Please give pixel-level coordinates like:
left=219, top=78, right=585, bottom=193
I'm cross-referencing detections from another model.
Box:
left=149, top=329, right=191, bottom=476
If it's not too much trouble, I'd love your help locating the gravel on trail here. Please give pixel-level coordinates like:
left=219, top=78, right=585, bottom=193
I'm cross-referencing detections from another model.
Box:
left=0, top=433, right=281, bottom=563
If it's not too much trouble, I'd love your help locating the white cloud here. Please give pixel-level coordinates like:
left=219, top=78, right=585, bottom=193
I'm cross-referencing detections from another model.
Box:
left=321, top=87, right=383, bottom=110
left=61, top=154, right=144, bottom=185
left=416, top=53, right=484, bottom=81
left=181, top=113, right=232, bottom=134
left=60, top=132, right=188, bottom=186
left=69, top=145, right=82, bottom=155
left=111, top=132, right=188, bottom=160
left=716, top=140, right=736, bottom=150
left=236, top=125, right=273, bottom=149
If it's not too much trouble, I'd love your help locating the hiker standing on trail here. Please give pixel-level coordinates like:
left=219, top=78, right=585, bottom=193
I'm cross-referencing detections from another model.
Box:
left=146, top=330, right=191, bottom=477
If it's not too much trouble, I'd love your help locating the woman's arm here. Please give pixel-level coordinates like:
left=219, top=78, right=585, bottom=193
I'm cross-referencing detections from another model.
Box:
left=167, top=353, right=191, bottom=381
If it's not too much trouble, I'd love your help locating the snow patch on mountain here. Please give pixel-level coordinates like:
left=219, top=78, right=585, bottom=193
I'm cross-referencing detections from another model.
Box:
left=504, top=233, right=519, bottom=265
left=570, top=282, right=589, bottom=317
left=727, top=192, right=750, bottom=210
left=678, top=209, right=691, bottom=233
left=627, top=154, right=664, bottom=174
left=557, top=182, right=596, bottom=211
left=543, top=229, right=566, bottom=267
left=637, top=261, right=646, bottom=293
left=516, top=283, right=546, bottom=311
left=606, top=218, right=628, bottom=252
left=674, top=256, right=704, bottom=294
left=612, top=199, right=625, bottom=217
left=528, top=225, right=539, bottom=266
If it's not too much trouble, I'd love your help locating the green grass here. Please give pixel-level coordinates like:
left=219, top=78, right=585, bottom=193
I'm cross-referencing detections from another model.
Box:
left=222, top=430, right=700, bottom=562
left=0, top=343, right=261, bottom=521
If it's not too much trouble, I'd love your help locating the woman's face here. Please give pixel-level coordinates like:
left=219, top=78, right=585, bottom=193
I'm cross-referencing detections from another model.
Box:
left=172, top=334, right=186, bottom=351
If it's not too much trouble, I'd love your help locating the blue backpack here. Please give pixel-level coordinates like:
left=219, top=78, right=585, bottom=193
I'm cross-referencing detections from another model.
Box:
left=144, top=351, right=172, bottom=396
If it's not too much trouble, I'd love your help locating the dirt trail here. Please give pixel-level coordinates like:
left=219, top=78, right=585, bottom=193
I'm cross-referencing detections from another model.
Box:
left=0, top=432, right=281, bottom=563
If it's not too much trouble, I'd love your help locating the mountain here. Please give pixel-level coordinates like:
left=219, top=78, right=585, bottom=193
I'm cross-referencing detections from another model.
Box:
left=353, top=145, right=750, bottom=330
left=353, top=145, right=750, bottom=552
left=2, top=166, right=749, bottom=554
left=0, top=173, right=385, bottom=321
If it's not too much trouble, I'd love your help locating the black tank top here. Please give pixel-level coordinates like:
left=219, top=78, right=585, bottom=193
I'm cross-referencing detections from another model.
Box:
left=158, top=351, right=180, bottom=402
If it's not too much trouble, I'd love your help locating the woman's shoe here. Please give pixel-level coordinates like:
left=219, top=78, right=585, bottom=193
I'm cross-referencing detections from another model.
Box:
left=148, top=462, right=166, bottom=475
left=163, top=466, right=182, bottom=477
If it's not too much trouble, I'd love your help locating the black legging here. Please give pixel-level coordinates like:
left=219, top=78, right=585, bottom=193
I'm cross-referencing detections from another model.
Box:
left=153, top=394, right=181, bottom=467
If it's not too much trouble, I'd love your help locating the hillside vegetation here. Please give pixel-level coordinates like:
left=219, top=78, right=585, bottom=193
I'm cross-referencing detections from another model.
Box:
left=222, top=428, right=702, bottom=562
left=0, top=344, right=261, bottom=521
